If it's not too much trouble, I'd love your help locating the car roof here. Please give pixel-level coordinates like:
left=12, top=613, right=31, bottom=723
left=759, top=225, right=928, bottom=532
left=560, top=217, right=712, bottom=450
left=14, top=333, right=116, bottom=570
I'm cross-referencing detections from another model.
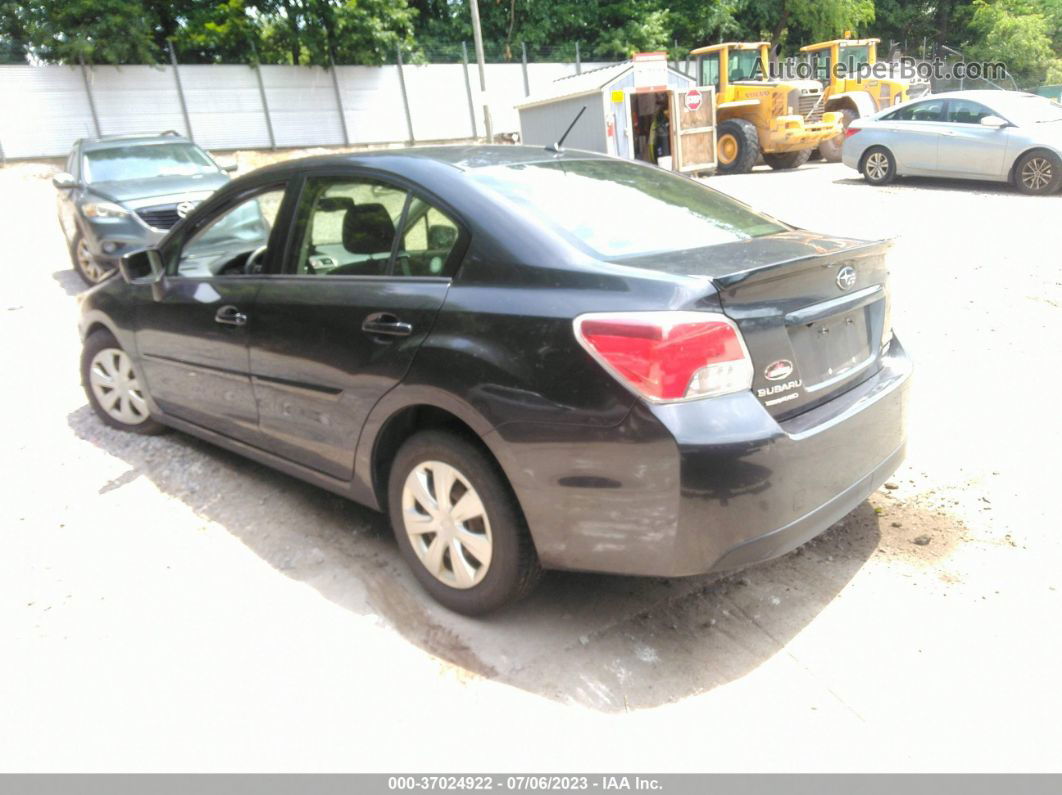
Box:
left=241, top=145, right=613, bottom=180
left=79, top=131, right=193, bottom=152
left=915, top=90, right=1038, bottom=102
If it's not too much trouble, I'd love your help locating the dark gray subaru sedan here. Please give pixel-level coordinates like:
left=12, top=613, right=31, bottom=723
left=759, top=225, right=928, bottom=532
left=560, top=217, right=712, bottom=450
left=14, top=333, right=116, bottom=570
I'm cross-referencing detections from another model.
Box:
left=78, top=146, right=910, bottom=615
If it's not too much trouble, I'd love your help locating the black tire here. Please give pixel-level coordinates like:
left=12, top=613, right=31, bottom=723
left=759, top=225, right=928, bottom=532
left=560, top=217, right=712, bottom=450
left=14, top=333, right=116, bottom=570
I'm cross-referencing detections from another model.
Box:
left=387, top=430, right=541, bottom=615
left=818, top=108, right=859, bottom=162
left=70, top=231, right=110, bottom=286
left=716, top=119, right=760, bottom=174
left=81, top=329, right=166, bottom=435
left=763, top=149, right=812, bottom=170
left=1013, top=149, right=1062, bottom=195
left=860, top=146, right=897, bottom=185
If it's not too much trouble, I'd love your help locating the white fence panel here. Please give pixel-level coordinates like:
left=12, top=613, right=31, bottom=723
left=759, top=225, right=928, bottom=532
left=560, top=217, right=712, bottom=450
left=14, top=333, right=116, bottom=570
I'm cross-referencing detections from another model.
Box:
left=0, top=61, right=624, bottom=158
left=179, top=65, right=272, bottom=151
left=261, top=65, right=345, bottom=147
left=89, top=65, right=186, bottom=139
left=335, top=66, right=409, bottom=145
left=0, top=66, right=94, bottom=158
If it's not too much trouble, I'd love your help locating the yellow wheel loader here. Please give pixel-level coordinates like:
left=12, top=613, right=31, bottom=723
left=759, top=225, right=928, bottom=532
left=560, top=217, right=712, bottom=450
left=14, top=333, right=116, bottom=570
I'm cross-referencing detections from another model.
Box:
left=801, top=38, right=931, bottom=161
left=690, top=42, right=842, bottom=174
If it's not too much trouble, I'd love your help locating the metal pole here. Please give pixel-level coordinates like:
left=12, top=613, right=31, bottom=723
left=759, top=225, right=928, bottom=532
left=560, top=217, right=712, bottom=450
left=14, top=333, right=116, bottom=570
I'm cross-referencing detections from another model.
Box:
left=250, top=46, right=276, bottom=149
left=575, top=42, right=582, bottom=74
left=468, top=0, right=493, bottom=140
left=521, top=41, right=530, bottom=97
left=461, top=42, right=478, bottom=138
left=79, top=55, right=102, bottom=137
left=329, top=56, right=350, bottom=145
left=167, top=41, right=193, bottom=141
left=395, top=46, right=415, bottom=145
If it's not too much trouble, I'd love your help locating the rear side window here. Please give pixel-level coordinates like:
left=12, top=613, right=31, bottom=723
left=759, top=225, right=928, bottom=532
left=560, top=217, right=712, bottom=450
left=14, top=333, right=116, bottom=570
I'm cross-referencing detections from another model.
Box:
left=470, top=159, right=786, bottom=259
left=946, top=100, right=993, bottom=124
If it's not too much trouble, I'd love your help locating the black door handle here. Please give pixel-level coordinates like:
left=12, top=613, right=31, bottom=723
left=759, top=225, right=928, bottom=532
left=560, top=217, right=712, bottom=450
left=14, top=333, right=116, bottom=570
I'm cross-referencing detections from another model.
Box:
left=362, top=312, right=413, bottom=337
left=215, top=305, right=248, bottom=327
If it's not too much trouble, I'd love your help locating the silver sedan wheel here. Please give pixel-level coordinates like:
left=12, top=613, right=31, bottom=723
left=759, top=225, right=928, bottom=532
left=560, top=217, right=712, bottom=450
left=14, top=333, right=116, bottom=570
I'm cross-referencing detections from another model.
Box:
left=401, top=461, right=493, bottom=589
left=89, top=348, right=150, bottom=426
left=77, top=238, right=107, bottom=284
left=865, top=152, right=890, bottom=182
left=1020, top=157, right=1053, bottom=191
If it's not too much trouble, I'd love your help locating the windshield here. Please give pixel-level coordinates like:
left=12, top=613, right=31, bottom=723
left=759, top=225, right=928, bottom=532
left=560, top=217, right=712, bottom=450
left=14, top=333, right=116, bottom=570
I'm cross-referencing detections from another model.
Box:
left=729, top=49, right=763, bottom=81
left=470, top=160, right=787, bottom=260
left=84, top=143, right=218, bottom=183
left=993, top=94, right=1062, bottom=124
left=839, top=44, right=871, bottom=70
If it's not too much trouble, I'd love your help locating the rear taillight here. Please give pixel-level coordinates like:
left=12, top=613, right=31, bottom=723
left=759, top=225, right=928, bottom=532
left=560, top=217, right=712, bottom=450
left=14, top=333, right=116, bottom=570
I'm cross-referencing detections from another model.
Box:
left=573, top=311, right=753, bottom=402
left=844, top=127, right=861, bottom=138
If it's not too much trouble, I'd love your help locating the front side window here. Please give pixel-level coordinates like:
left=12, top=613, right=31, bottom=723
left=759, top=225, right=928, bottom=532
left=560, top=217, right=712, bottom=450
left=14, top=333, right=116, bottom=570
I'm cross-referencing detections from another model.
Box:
left=176, top=187, right=285, bottom=277
left=83, top=143, right=218, bottom=183
left=839, top=44, right=870, bottom=71
left=291, top=178, right=408, bottom=276
left=471, top=159, right=787, bottom=260
left=729, top=50, right=762, bottom=82
left=885, top=99, right=946, bottom=122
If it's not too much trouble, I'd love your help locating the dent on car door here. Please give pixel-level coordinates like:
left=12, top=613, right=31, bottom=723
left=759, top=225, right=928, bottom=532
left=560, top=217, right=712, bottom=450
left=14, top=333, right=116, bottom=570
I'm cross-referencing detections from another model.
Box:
left=936, top=99, right=1010, bottom=177
left=249, top=175, right=460, bottom=480
left=134, top=183, right=291, bottom=443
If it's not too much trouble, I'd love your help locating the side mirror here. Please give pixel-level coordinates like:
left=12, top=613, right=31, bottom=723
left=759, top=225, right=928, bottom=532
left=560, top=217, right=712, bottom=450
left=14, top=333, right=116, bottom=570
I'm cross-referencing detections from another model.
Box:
left=52, top=172, right=77, bottom=190
left=118, top=248, right=164, bottom=286
left=216, top=157, right=238, bottom=173
left=980, top=115, right=1008, bottom=129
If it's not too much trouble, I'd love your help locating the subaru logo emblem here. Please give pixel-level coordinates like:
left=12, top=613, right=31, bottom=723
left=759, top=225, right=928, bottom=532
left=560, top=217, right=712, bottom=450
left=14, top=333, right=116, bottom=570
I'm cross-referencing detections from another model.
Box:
left=764, top=359, right=794, bottom=381
left=176, top=200, right=196, bottom=219
left=836, top=265, right=857, bottom=291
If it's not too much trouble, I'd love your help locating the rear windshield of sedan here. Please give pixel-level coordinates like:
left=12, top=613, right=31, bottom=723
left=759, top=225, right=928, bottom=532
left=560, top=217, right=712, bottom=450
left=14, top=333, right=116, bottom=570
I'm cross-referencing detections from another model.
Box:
left=84, top=143, right=218, bottom=183
left=469, top=159, right=787, bottom=259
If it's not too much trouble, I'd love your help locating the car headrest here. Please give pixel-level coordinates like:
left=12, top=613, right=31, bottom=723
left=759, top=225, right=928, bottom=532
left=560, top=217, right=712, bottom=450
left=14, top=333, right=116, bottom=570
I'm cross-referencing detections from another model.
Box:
left=427, top=224, right=458, bottom=250
left=317, top=196, right=355, bottom=214
left=342, top=204, right=395, bottom=254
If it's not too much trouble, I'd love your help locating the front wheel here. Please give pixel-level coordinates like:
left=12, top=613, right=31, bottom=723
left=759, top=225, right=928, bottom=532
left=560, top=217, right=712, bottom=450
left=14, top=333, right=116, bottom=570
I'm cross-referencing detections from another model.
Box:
left=70, top=232, right=109, bottom=286
left=715, top=119, right=760, bottom=174
left=763, top=149, right=812, bottom=170
left=1014, top=150, right=1062, bottom=195
left=81, top=330, right=166, bottom=434
left=861, top=146, right=896, bottom=185
left=388, top=430, right=541, bottom=615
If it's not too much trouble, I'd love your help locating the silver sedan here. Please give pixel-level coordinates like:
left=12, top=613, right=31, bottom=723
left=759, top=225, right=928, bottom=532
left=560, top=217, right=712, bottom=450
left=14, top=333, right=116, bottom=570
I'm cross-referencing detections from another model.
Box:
left=842, top=90, right=1062, bottom=194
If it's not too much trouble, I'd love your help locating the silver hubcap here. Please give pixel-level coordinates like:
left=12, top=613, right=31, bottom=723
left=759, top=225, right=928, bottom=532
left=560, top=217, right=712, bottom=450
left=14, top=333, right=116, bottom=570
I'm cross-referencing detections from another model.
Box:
left=402, top=461, right=492, bottom=589
left=89, top=348, right=150, bottom=425
left=865, top=152, right=889, bottom=181
left=1021, top=157, right=1053, bottom=190
left=77, top=238, right=106, bottom=283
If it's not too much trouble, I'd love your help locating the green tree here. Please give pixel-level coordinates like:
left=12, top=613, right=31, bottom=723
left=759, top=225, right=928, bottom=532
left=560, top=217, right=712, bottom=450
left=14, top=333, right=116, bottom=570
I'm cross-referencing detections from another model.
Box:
left=968, top=0, right=1054, bottom=84
left=19, top=0, right=161, bottom=63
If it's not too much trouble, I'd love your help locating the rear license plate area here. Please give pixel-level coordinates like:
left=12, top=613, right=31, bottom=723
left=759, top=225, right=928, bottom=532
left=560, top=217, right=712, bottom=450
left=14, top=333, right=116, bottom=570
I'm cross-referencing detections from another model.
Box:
left=788, top=306, right=873, bottom=392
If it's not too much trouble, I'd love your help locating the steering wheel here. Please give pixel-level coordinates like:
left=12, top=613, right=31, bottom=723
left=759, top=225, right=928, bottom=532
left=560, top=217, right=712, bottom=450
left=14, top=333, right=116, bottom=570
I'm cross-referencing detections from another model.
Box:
left=244, top=245, right=269, bottom=274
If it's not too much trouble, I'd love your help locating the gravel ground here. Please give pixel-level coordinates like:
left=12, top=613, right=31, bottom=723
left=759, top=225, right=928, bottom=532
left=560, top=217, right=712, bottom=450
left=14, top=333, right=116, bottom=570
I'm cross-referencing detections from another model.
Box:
left=1, top=151, right=1060, bottom=772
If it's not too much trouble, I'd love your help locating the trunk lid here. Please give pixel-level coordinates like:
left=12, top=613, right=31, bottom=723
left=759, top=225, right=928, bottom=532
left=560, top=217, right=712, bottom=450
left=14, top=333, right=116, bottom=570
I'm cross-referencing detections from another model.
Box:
left=625, top=230, right=893, bottom=418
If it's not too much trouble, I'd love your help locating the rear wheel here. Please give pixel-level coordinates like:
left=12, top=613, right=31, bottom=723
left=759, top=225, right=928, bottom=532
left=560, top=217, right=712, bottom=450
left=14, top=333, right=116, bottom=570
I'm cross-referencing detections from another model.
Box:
left=861, top=146, right=896, bottom=186
left=715, top=119, right=760, bottom=174
left=81, top=330, right=165, bottom=434
left=818, top=108, right=858, bottom=162
left=71, top=232, right=109, bottom=286
left=1014, top=150, right=1062, bottom=195
left=763, top=149, right=812, bottom=170
left=387, top=430, right=541, bottom=615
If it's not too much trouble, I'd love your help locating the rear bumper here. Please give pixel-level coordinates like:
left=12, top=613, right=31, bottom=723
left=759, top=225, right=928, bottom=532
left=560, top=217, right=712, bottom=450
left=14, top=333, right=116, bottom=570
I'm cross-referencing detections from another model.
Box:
left=498, top=337, right=911, bottom=577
